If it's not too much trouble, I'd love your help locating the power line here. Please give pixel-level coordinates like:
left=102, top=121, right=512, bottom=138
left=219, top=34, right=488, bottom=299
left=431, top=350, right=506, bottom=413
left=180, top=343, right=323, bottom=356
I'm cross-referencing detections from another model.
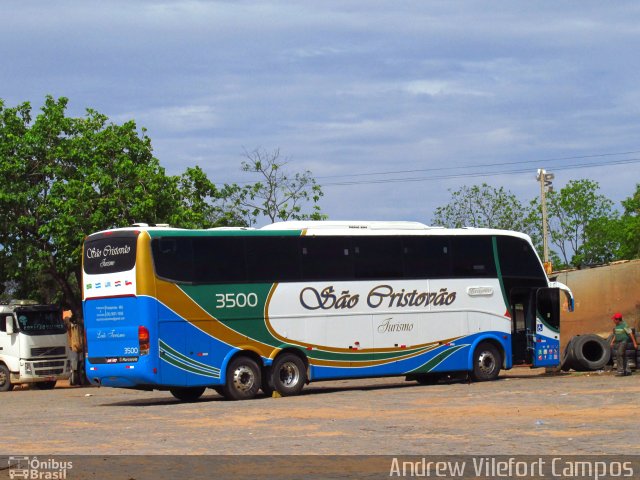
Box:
left=314, top=149, right=640, bottom=181
left=214, top=149, right=640, bottom=187
left=320, top=157, right=640, bottom=187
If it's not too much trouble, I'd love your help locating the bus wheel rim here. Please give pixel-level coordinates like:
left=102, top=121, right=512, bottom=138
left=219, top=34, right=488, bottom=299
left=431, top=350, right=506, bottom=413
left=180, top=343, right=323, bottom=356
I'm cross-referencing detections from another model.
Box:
left=477, top=351, right=496, bottom=375
left=232, top=365, right=256, bottom=392
left=279, top=361, right=300, bottom=387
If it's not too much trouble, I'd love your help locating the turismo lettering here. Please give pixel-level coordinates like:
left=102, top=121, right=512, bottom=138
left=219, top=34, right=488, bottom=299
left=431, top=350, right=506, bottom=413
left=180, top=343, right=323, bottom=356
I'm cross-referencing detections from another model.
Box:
left=299, top=285, right=457, bottom=311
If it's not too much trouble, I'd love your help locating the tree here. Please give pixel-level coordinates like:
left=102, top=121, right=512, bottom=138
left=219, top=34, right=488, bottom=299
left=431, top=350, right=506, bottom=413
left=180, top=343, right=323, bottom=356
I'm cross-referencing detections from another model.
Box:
left=176, top=166, right=245, bottom=227
left=0, top=96, right=225, bottom=319
left=530, top=179, right=618, bottom=267
left=431, top=183, right=533, bottom=234
left=228, top=148, right=326, bottom=226
left=619, top=183, right=640, bottom=259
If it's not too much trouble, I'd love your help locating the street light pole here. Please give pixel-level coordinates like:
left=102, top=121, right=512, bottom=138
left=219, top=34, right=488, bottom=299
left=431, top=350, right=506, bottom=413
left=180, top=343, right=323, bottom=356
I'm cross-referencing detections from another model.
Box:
left=536, top=169, right=554, bottom=273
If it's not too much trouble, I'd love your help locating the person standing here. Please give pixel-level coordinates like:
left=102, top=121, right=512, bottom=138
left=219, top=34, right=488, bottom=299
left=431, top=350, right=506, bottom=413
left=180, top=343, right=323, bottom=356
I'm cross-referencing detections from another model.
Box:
left=610, top=313, right=638, bottom=376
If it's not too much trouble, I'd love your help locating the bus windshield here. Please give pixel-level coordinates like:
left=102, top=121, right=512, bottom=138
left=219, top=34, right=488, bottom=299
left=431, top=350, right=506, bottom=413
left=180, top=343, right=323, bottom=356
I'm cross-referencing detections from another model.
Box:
left=16, top=309, right=66, bottom=335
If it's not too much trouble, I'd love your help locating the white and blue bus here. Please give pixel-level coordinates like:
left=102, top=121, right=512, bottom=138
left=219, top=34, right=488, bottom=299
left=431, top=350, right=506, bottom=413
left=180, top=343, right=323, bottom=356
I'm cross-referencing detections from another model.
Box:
left=82, top=221, right=573, bottom=401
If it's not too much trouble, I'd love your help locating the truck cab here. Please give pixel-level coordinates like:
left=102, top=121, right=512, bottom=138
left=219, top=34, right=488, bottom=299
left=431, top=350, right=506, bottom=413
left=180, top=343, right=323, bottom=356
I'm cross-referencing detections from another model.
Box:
left=0, top=300, right=72, bottom=391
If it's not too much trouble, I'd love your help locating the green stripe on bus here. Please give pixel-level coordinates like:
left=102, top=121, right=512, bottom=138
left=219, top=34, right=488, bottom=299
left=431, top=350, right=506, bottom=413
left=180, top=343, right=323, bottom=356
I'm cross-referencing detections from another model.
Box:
left=408, top=344, right=467, bottom=374
left=159, top=339, right=220, bottom=372
left=160, top=350, right=221, bottom=378
left=492, top=236, right=510, bottom=316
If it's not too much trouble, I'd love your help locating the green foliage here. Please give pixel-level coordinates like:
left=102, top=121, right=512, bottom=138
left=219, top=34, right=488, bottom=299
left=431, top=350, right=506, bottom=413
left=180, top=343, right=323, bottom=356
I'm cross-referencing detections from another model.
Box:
left=433, top=179, right=634, bottom=269
left=229, top=148, right=326, bottom=226
left=0, top=97, right=228, bottom=318
left=619, top=183, right=640, bottom=259
left=544, top=179, right=617, bottom=267
left=432, top=183, right=534, bottom=235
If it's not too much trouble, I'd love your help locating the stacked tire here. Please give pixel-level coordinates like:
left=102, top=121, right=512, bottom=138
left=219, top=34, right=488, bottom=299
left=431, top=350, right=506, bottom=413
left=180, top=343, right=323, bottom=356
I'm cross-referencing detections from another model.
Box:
left=562, top=334, right=611, bottom=372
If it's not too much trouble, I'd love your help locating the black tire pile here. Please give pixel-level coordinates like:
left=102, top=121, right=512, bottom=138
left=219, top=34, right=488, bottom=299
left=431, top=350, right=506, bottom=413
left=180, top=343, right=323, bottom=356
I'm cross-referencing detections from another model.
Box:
left=561, top=332, right=640, bottom=372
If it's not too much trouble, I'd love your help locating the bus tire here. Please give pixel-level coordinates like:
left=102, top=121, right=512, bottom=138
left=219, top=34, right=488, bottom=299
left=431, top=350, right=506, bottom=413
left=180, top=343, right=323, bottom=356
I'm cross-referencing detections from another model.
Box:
left=0, top=365, right=13, bottom=392
left=223, top=356, right=261, bottom=401
left=261, top=366, right=275, bottom=397
left=170, top=387, right=206, bottom=402
left=470, top=342, right=501, bottom=381
left=271, top=353, right=306, bottom=397
left=34, top=381, right=57, bottom=390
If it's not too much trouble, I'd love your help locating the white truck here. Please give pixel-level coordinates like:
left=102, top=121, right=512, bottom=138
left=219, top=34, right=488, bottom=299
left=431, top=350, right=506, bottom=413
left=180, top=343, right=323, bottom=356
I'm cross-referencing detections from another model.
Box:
left=0, top=300, right=72, bottom=391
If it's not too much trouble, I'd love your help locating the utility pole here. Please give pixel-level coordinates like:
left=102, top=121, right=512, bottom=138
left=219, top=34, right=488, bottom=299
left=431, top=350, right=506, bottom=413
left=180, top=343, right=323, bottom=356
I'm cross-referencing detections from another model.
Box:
left=536, top=169, right=554, bottom=274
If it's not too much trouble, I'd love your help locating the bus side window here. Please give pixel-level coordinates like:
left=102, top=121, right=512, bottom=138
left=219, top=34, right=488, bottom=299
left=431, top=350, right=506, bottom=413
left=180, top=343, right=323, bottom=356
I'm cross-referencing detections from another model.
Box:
left=496, top=236, right=546, bottom=281
left=450, top=236, right=496, bottom=278
left=300, top=237, right=354, bottom=281
left=353, top=236, right=403, bottom=280
left=245, top=236, right=300, bottom=283
left=158, top=239, right=177, bottom=254
left=403, top=237, right=451, bottom=278
left=152, top=237, right=195, bottom=283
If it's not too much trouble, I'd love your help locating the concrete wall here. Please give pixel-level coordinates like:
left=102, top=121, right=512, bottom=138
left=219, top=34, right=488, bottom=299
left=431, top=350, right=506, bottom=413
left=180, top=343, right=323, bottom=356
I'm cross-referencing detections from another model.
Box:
left=554, top=259, right=640, bottom=343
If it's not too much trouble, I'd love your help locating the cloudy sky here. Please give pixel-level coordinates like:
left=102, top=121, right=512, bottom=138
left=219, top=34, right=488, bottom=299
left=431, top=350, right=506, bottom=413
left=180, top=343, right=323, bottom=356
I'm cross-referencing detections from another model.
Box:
left=2, top=1, right=639, bottom=226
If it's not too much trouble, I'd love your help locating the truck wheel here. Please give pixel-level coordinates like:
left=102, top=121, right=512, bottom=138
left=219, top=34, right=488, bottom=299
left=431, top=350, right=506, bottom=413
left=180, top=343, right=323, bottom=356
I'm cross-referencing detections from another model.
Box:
left=470, top=342, right=502, bottom=381
left=0, top=365, right=13, bottom=392
left=222, top=356, right=261, bottom=400
left=34, top=381, right=57, bottom=390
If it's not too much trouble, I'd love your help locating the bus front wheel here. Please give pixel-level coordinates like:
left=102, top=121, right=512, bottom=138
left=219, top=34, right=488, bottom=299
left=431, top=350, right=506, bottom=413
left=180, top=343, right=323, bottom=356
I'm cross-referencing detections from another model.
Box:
left=223, top=356, right=261, bottom=400
left=471, top=342, right=502, bottom=381
left=271, top=353, right=306, bottom=397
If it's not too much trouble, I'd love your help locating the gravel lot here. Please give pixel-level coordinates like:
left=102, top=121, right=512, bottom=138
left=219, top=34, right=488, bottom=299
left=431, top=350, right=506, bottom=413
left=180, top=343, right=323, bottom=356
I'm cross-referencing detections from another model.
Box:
left=2, top=369, right=638, bottom=457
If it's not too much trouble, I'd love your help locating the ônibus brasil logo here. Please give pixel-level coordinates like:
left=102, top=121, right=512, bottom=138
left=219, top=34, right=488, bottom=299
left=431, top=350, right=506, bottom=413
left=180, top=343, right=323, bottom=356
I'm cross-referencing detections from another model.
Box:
left=8, top=456, right=72, bottom=479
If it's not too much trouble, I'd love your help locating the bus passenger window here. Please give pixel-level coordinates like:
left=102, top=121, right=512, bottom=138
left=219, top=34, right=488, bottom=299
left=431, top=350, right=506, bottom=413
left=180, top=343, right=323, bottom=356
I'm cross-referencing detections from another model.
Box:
left=354, top=236, right=403, bottom=280
left=245, top=237, right=300, bottom=283
left=300, top=237, right=354, bottom=281
left=403, top=237, right=451, bottom=278
left=451, top=236, right=496, bottom=278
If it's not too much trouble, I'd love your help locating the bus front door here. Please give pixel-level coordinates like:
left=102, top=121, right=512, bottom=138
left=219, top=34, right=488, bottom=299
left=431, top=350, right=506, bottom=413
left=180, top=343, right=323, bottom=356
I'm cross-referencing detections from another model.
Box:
left=532, top=287, right=561, bottom=368
left=510, top=288, right=536, bottom=365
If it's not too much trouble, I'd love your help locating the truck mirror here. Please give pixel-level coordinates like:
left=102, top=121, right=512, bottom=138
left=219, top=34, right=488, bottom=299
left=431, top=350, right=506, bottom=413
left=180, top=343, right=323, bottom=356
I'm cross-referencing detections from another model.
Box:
left=6, top=316, right=14, bottom=334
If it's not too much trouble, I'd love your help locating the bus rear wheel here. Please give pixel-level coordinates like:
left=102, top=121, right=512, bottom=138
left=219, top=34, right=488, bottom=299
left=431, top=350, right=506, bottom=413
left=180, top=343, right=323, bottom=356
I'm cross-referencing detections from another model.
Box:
left=271, top=353, right=306, bottom=397
left=471, top=342, right=502, bottom=381
left=223, top=356, right=261, bottom=400
left=170, top=387, right=206, bottom=402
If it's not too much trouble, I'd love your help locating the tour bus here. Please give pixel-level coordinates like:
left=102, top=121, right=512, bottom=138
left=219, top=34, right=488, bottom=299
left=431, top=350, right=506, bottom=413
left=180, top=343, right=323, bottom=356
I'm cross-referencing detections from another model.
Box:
left=82, top=221, right=574, bottom=401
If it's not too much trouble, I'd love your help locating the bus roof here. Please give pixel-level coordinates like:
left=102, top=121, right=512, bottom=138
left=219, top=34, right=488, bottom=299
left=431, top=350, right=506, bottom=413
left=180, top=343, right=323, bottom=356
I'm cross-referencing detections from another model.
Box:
left=87, top=221, right=533, bottom=242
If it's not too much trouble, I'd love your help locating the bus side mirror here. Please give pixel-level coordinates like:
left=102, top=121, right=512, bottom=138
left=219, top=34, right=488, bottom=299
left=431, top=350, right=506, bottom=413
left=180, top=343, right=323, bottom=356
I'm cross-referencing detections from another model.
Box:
left=6, top=316, right=15, bottom=334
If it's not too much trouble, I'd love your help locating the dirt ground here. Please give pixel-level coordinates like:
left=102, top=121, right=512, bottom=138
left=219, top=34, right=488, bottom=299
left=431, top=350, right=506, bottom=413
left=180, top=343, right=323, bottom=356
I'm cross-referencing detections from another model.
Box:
left=2, top=368, right=639, bottom=457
